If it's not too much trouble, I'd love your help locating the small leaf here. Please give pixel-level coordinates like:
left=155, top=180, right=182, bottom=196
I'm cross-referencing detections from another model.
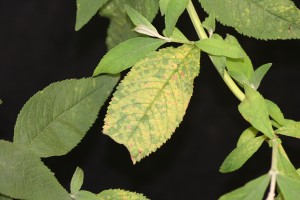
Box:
left=93, top=37, right=165, bottom=76
left=227, top=70, right=250, bottom=86
left=159, top=0, right=171, bottom=16
left=195, top=38, right=244, bottom=58
left=198, top=0, right=300, bottom=39
left=277, top=147, right=300, bottom=179
left=209, top=34, right=226, bottom=76
left=133, top=25, right=166, bottom=40
left=0, top=140, right=71, bottom=200
left=74, top=190, right=98, bottom=200
left=219, top=174, right=270, bottom=200
left=237, top=127, right=258, bottom=147
left=277, top=120, right=300, bottom=139
left=71, top=167, right=84, bottom=195
left=98, top=189, right=149, bottom=200
left=14, top=75, right=119, bottom=157
left=164, top=0, right=189, bottom=36
left=251, top=63, right=272, bottom=89
left=103, top=45, right=200, bottom=163
left=238, top=86, right=274, bottom=138
left=75, top=0, right=108, bottom=31
left=265, top=99, right=285, bottom=126
left=297, top=168, right=300, bottom=175
left=220, top=136, right=265, bottom=173
left=166, top=28, right=190, bottom=43
left=202, top=14, right=216, bottom=34
left=277, top=175, right=300, bottom=200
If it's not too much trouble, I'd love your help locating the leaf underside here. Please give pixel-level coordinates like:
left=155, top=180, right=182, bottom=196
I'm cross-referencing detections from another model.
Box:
left=98, top=189, right=149, bottom=200
left=198, top=0, right=300, bottom=40
left=14, top=75, right=119, bottom=157
left=103, top=45, right=200, bottom=163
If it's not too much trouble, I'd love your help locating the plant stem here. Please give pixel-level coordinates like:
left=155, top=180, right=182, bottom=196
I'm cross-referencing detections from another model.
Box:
left=186, top=0, right=245, bottom=101
left=266, top=139, right=279, bottom=200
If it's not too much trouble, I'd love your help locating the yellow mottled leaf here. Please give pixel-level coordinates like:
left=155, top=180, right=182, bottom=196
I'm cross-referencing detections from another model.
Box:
left=103, top=45, right=200, bottom=163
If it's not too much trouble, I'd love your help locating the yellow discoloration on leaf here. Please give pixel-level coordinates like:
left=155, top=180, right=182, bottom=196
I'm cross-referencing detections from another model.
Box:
left=103, top=45, right=200, bottom=163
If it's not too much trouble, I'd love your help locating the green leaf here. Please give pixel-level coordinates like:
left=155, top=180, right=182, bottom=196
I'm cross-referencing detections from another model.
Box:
left=0, top=194, right=12, bottom=200
left=277, top=175, right=300, bottom=200
left=225, top=35, right=254, bottom=81
left=265, top=99, right=285, bottom=126
left=159, top=0, right=171, bottom=16
left=219, top=174, right=270, bottom=200
left=75, top=0, right=108, bottom=31
left=93, top=37, right=166, bottom=76
left=227, top=70, right=250, bottom=86
left=195, top=38, right=244, bottom=58
left=237, top=127, right=258, bottom=147
left=71, top=167, right=84, bottom=195
left=277, top=120, right=300, bottom=139
left=251, top=63, right=272, bottom=90
left=100, top=0, right=159, bottom=49
left=209, top=34, right=226, bottom=76
left=103, top=45, right=200, bottom=163
left=98, top=189, right=149, bottom=200
left=238, top=86, right=274, bottom=138
left=198, top=0, right=300, bottom=40
left=202, top=14, right=216, bottom=34
left=220, top=136, right=265, bottom=173
left=74, top=190, right=98, bottom=200
left=164, top=0, right=189, bottom=36
left=14, top=75, right=119, bottom=157
left=0, top=140, right=71, bottom=200
left=277, top=147, right=300, bottom=179
left=165, top=28, right=190, bottom=43
left=297, top=168, right=300, bottom=175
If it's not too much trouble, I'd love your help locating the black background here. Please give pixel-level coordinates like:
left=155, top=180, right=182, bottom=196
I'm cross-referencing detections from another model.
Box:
left=1, top=1, right=300, bottom=199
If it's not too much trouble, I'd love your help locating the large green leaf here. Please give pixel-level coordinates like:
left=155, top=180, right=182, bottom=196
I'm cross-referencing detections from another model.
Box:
left=93, top=37, right=166, bottom=75
left=103, top=45, right=200, bottom=163
left=100, top=0, right=159, bottom=49
left=219, top=174, right=270, bottom=200
left=220, top=136, right=265, bottom=173
left=238, top=86, right=274, bottom=139
left=0, top=140, right=71, bottom=200
left=75, top=0, right=108, bottom=31
left=198, top=0, right=300, bottom=39
left=98, top=189, right=149, bottom=200
left=277, top=175, right=300, bottom=200
left=277, top=120, right=300, bottom=139
left=14, top=75, right=119, bottom=157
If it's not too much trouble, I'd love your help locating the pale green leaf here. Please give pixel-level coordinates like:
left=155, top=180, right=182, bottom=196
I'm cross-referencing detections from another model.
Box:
left=75, top=0, right=108, bottom=31
left=265, top=99, right=285, bottom=126
left=202, top=14, right=216, bottom=34
left=93, top=37, right=165, bottom=76
left=14, top=75, right=119, bottom=157
left=100, top=0, right=159, bottom=49
left=297, top=168, right=300, bottom=175
left=238, top=86, right=274, bottom=138
left=220, top=136, right=265, bottom=173
left=159, top=0, right=171, bottom=16
left=277, top=120, right=300, bottom=139
left=277, top=147, right=300, bottom=179
left=251, top=63, right=272, bottom=90
left=103, top=45, right=200, bottom=163
left=164, top=0, right=189, bottom=36
left=166, top=28, right=190, bottom=43
left=98, top=189, right=149, bottom=200
left=0, top=140, right=71, bottom=200
left=237, top=127, right=258, bottom=147
left=71, top=167, right=84, bottom=195
left=74, top=190, right=98, bottom=200
left=195, top=38, right=244, bottom=58
left=198, top=0, right=300, bottom=39
left=277, top=175, right=300, bottom=200
left=219, top=174, right=270, bottom=200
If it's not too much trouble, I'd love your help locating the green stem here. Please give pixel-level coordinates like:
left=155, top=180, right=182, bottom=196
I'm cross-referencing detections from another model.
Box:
left=266, top=139, right=279, bottom=200
left=186, top=0, right=245, bottom=101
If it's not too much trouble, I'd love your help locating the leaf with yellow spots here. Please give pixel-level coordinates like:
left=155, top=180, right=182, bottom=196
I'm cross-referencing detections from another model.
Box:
left=103, top=45, right=200, bottom=163
left=98, top=189, right=149, bottom=200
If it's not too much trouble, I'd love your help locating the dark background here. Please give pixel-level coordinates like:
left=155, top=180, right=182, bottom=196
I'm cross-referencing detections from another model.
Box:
left=0, top=1, right=300, bottom=199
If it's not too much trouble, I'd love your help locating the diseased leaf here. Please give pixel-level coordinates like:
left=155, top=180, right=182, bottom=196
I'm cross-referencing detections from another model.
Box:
left=93, top=37, right=165, bottom=75
left=265, top=99, right=285, bottom=126
left=277, top=120, right=300, bottom=139
left=103, top=45, right=200, bottom=163
left=14, top=75, right=119, bottom=157
left=195, top=38, right=244, bottom=58
left=71, top=167, right=84, bottom=195
left=237, top=127, right=258, bottom=147
left=277, top=147, right=300, bottom=179
left=74, top=191, right=98, bottom=200
left=164, top=0, right=189, bottom=36
left=159, top=0, right=171, bottom=16
left=277, top=175, right=300, bottom=200
left=220, top=136, right=265, bottom=173
left=100, top=0, right=159, bottom=49
left=198, top=0, right=300, bottom=39
left=251, top=63, right=272, bottom=90
left=0, top=140, right=71, bottom=200
left=238, top=86, right=274, bottom=138
left=75, top=0, right=108, bottom=31
left=219, top=174, right=270, bottom=200
left=98, top=189, right=149, bottom=200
